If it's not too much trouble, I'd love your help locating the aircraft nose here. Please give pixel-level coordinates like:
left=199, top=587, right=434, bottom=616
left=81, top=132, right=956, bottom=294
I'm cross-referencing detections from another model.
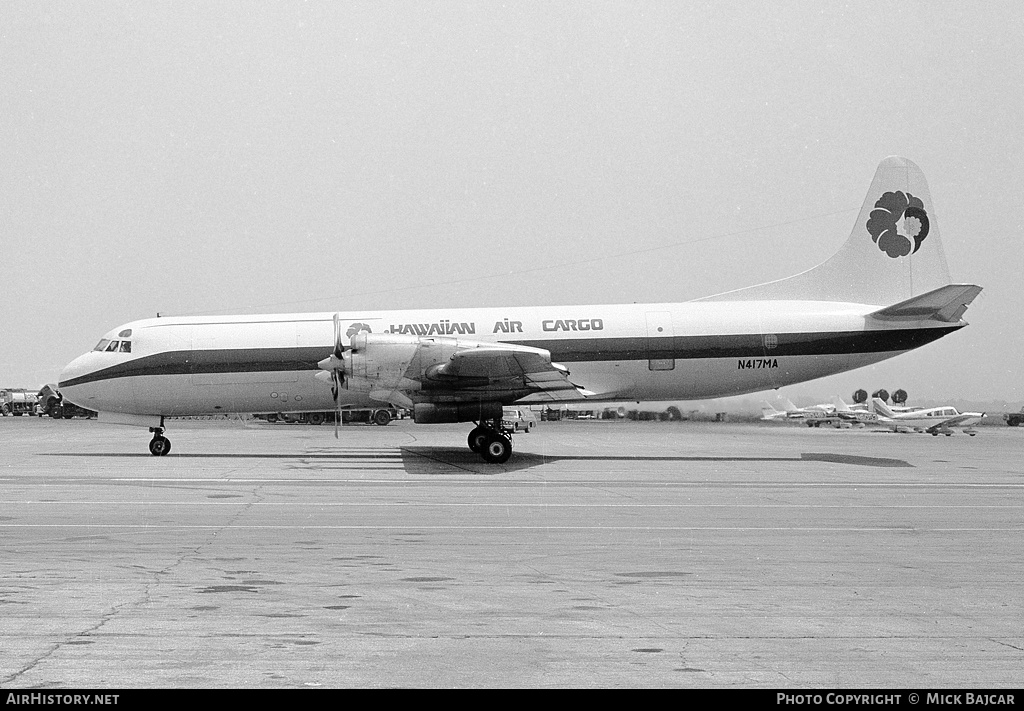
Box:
left=58, top=352, right=96, bottom=405
left=59, top=353, right=88, bottom=387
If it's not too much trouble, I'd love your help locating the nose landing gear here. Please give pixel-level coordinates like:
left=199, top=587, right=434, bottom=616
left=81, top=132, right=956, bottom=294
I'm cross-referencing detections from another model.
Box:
left=149, top=426, right=171, bottom=456
left=467, top=420, right=513, bottom=463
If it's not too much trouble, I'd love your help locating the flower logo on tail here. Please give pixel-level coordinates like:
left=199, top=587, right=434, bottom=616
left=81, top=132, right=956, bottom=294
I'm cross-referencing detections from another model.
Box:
left=866, top=191, right=930, bottom=258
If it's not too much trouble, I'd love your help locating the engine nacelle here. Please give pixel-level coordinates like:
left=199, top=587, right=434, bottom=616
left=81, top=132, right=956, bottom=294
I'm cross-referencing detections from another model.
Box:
left=413, top=401, right=503, bottom=424
left=343, top=333, right=423, bottom=393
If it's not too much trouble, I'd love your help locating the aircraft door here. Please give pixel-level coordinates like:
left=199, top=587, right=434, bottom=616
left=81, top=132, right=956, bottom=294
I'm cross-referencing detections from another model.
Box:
left=645, top=311, right=675, bottom=371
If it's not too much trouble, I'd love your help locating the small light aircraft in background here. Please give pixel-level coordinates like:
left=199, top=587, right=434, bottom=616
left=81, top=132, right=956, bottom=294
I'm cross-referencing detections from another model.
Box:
left=869, top=398, right=984, bottom=436
left=760, top=399, right=844, bottom=427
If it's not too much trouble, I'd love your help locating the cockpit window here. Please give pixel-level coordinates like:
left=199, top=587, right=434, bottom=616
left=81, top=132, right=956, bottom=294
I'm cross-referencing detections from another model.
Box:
left=119, top=341, right=132, bottom=353
left=105, top=341, right=120, bottom=352
left=118, top=329, right=133, bottom=338
left=94, top=339, right=110, bottom=352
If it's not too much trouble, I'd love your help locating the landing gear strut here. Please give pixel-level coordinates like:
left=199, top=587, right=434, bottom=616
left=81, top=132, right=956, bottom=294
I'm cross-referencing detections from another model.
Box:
left=149, top=426, right=171, bottom=456
left=467, top=420, right=513, bottom=463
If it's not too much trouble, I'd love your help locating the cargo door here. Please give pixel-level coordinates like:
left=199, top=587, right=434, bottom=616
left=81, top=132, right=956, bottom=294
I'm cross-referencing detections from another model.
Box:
left=645, top=311, right=675, bottom=371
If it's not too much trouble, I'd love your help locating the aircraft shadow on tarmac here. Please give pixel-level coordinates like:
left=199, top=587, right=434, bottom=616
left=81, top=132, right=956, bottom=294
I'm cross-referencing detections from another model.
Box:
left=398, top=448, right=913, bottom=474
left=44, top=449, right=912, bottom=473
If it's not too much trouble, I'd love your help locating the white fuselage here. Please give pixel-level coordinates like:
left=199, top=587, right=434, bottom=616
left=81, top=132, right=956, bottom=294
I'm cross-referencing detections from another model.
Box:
left=59, top=299, right=960, bottom=419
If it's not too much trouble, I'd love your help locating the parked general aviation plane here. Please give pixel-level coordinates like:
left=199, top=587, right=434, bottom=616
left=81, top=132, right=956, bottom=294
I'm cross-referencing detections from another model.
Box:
left=760, top=399, right=843, bottom=427
left=870, top=398, right=984, bottom=436
left=59, top=157, right=982, bottom=462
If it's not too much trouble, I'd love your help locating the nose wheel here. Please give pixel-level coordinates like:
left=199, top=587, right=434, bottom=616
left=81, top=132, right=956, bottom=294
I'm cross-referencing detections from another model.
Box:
left=467, top=422, right=513, bottom=463
left=149, top=427, right=171, bottom=456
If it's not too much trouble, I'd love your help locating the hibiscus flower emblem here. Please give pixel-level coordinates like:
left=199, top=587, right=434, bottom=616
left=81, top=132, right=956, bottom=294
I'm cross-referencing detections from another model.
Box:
left=346, top=322, right=372, bottom=339
left=866, top=191, right=930, bottom=258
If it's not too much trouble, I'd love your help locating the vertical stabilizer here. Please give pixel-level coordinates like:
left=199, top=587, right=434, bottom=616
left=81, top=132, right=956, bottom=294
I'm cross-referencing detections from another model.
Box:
left=702, top=157, right=952, bottom=305
left=871, top=398, right=898, bottom=419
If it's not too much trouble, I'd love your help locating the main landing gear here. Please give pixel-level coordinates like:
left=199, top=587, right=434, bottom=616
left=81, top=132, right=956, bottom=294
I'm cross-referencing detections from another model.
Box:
left=467, top=420, right=513, bottom=464
left=149, top=426, right=171, bottom=456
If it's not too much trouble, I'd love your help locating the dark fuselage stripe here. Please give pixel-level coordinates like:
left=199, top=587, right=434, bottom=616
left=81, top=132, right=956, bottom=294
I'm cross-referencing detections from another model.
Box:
left=59, top=326, right=961, bottom=389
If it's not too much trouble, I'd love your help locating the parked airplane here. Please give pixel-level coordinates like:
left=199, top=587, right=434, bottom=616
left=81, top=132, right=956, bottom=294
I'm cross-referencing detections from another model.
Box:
left=59, top=157, right=982, bottom=462
left=832, top=396, right=883, bottom=426
left=834, top=394, right=920, bottom=424
left=869, top=398, right=984, bottom=436
left=761, top=399, right=843, bottom=427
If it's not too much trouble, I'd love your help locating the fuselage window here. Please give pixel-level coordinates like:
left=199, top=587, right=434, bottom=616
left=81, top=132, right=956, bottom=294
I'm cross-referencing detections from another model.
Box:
left=93, top=339, right=110, bottom=352
left=119, top=341, right=132, bottom=353
left=105, top=341, right=120, bottom=352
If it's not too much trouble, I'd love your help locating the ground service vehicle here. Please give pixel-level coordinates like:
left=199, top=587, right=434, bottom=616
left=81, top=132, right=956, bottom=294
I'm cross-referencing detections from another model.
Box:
left=257, top=408, right=399, bottom=426
left=1, top=389, right=36, bottom=416
left=36, top=384, right=97, bottom=419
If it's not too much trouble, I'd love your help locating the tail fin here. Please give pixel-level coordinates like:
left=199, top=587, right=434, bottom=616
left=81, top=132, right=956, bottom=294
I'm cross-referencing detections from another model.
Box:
left=703, top=156, right=955, bottom=305
left=761, top=401, right=782, bottom=419
left=871, top=397, right=898, bottom=418
left=782, top=398, right=799, bottom=412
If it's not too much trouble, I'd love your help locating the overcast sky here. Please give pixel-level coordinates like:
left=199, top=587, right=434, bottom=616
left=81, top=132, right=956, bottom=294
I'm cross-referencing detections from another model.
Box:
left=2, top=1, right=1021, bottom=404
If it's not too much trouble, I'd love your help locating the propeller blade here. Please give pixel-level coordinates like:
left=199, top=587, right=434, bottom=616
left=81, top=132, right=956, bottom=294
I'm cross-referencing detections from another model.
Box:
left=333, top=370, right=342, bottom=439
left=326, top=313, right=346, bottom=440
left=333, top=312, right=344, bottom=358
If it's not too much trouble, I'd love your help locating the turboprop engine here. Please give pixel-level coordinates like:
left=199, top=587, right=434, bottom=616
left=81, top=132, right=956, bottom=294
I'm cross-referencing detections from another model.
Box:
left=342, top=332, right=424, bottom=396
left=318, top=323, right=562, bottom=427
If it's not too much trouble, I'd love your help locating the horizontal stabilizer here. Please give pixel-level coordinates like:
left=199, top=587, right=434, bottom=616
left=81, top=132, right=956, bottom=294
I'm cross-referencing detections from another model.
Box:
left=869, top=284, right=982, bottom=323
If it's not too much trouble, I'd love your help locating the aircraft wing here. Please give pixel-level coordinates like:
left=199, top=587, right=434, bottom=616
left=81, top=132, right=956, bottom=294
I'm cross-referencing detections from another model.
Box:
left=427, top=344, right=592, bottom=402
left=924, top=413, right=982, bottom=433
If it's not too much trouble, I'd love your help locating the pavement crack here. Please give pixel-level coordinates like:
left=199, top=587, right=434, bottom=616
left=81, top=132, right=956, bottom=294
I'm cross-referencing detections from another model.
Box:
left=2, top=598, right=134, bottom=686
left=990, top=638, right=1024, bottom=652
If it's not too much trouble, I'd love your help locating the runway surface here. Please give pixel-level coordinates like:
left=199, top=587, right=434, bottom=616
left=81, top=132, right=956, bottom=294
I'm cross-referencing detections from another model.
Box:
left=1, top=416, right=1022, bottom=688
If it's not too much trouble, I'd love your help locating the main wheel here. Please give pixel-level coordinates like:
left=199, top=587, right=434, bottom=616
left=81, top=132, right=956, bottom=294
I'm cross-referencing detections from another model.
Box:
left=307, top=412, right=325, bottom=426
left=149, top=436, right=171, bottom=456
left=480, top=433, right=512, bottom=464
left=373, top=409, right=392, bottom=426
left=468, top=426, right=489, bottom=453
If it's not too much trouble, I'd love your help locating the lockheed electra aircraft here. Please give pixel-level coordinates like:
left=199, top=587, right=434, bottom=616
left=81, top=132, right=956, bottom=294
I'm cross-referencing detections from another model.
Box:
left=59, top=157, right=982, bottom=462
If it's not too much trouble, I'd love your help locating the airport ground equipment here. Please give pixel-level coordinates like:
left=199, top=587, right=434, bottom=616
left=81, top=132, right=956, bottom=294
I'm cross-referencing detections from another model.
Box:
left=255, top=408, right=400, bottom=426
left=0, top=388, right=37, bottom=416
left=36, top=384, right=96, bottom=419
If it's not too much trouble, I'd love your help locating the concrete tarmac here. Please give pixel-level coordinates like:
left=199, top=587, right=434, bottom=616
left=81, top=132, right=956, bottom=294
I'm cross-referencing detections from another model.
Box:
left=1, top=416, right=1022, bottom=688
